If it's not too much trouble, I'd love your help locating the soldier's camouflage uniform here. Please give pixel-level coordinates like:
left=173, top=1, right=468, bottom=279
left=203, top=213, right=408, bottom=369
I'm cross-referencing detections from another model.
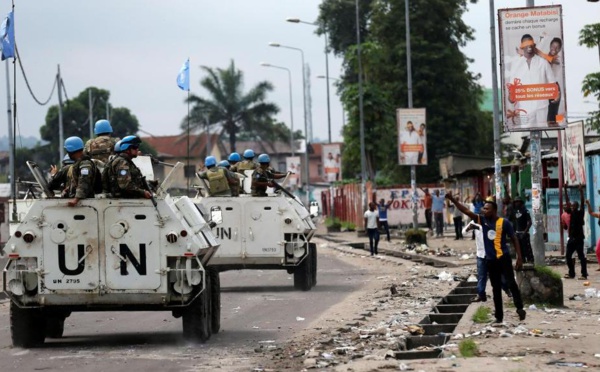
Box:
left=85, top=135, right=120, bottom=163
left=104, top=154, right=147, bottom=198
left=48, top=165, right=72, bottom=196
left=65, top=156, right=97, bottom=199
left=251, top=167, right=285, bottom=197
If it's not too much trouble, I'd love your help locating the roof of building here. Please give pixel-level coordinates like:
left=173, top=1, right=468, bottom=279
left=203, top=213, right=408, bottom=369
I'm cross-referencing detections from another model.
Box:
left=141, top=133, right=220, bottom=158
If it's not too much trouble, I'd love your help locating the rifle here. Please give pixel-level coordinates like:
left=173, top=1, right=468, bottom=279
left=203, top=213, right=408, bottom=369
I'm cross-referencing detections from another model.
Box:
left=141, top=176, right=158, bottom=208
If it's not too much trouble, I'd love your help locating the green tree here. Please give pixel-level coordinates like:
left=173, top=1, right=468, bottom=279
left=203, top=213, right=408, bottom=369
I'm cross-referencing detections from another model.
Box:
left=39, top=87, right=141, bottom=162
left=319, top=0, right=493, bottom=183
left=183, top=60, right=280, bottom=153
left=579, top=23, right=600, bottom=130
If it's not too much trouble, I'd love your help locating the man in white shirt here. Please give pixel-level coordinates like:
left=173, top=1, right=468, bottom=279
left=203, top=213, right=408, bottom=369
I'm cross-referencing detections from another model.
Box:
left=507, top=33, right=558, bottom=128
left=364, top=202, right=380, bottom=256
left=399, top=121, right=422, bottom=165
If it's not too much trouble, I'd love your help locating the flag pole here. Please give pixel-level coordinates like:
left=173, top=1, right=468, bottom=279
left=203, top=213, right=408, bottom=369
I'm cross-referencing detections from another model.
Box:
left=11, top=0, right=17, bottom=221
left=186, top=87, right=190, bottom=194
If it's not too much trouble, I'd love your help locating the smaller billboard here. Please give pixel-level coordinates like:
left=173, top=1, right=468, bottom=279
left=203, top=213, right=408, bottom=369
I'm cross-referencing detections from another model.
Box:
left=286, top=156, right=302, bottom=187
left=397, top=108, right=427, bottom=166
left=562, top=121, right=586, bottom=186
left=322, top=144, right=342, bottom=183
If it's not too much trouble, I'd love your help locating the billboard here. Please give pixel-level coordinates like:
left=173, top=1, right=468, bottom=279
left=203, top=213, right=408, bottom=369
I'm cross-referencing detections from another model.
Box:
left=397, top=108, right=427, bottom=165
left=322, top=144, right=341, bottom=183
left=498, top=5, right=566, bottom=131
left=285, top=156, right=302, bottom=187
left=562, top=121, right=586, bottom=186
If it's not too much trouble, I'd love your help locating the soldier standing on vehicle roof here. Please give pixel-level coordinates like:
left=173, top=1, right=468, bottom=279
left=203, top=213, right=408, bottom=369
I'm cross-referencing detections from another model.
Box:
left=219, top=159, right=244, bottom=197
left=251, top=154, right=288, bottom=197
left=48, top=154, right=74, bottom=196
left=236, top=149, right=259, bottom=174
left=64, top=136, right=99, bottom=207
left=197, top=156, right=238, bottom=197
left=103, top=135, right=152, bottom=199
left=84, top=119, right=120, bottom=163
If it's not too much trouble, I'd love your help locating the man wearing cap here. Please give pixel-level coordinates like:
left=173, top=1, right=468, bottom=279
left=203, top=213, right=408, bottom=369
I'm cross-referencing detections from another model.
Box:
left=64, top=136, right=99, bottom=207
left=85, top=119, right=120, bottom=163
left=103, top=135, right=152, bottom=199
left=251, top=154, right=287, bottom=197
left=197, top=156, right=238, bottom=197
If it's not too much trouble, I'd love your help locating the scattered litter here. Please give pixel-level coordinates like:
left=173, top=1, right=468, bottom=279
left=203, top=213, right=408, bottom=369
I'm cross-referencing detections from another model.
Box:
left=528, top=304, right=538, bottom=310
left=436, top=271, right=453, bottom=281
left=252, top=326, right=260, bottom=329
left=584, top=288, right=597, bottom=298
left=548, top=361, right=587, bottom=367
left=466, top=274, right=477, bottom=282
left=296, top=317, right=305, bottom=322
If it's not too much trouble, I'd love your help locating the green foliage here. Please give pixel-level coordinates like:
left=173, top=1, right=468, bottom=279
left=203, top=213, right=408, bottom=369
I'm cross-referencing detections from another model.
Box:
left=579, top=23, right=600, bottom=131
left=39, top=87, right=141, bottom=165
left=534, top=265, right=562, bottom=282
left=319, top=0, right=494, bottom=183
left=472, top=306, right=491, bottom=323
left=458, top=339, right=479, bottom=358
left=341, top=221, right=357, bottom=231
left=404, top=228, right=426, bottom=244
left=324, top=216, right=342, bottom=228
left=184, top=59, right=280, bottom=153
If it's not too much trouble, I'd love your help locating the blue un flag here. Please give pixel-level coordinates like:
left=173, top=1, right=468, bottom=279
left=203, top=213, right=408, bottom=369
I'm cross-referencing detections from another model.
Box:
left=177, top=58, right=190, bottom=91
left=0, top=11, right=15, bottom=60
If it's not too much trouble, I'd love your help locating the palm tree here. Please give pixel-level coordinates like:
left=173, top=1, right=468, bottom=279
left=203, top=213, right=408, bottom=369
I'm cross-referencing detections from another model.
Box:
left=183, top=60, right=280, bottom=152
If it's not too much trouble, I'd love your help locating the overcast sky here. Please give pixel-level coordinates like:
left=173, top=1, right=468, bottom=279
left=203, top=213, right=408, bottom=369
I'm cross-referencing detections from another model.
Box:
left=1, top=0, right=598, bottom=144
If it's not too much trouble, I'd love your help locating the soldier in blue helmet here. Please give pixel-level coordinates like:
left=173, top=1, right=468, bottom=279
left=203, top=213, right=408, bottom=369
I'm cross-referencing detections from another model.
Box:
left=48, top=154, right=75, bottom=196
left=84, top=119, right=120, bottom=163
left=197, top=156, right=238, bottom=197
left=236, top=149, right=259, bottom=174
left=102, top=135, right=152, bottom=199
left=251, top=153, right=288, bottom=197
left=64, top=136, right=100, bottom=206
left=228, top=152, right=241, bottom=172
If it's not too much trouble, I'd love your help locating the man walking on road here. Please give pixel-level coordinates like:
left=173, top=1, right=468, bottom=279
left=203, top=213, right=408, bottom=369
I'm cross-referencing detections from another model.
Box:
left=446, top=191, right=526, bottom=323
left=364, top=202, right=380, bottom=256
left=422, top=188, right=433, bottom=235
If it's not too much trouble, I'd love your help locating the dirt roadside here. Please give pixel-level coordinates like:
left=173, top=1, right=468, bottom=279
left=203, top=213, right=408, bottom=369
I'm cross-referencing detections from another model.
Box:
left=261, top=229, right=600, bottom=371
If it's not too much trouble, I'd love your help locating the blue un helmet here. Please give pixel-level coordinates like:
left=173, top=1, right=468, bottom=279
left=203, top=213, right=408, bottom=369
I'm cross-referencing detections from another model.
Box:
left=205, top=156, right=217, bottom=167
left=94, top=119, right=113, bottom=135
left=257, top=153, right=270, bottom=164
left=243, top=149, right=255, bottom=159
left=218, top=160, right=230, bottom=168
left=114, top=140, right=122, bottom=153
left=64, top=136, right=84, bottom=153
left=117, top=135, right=142, bottom=152
left=62, top=154, right=74, bottom=166
left=228, top=152, right=241, bottom=162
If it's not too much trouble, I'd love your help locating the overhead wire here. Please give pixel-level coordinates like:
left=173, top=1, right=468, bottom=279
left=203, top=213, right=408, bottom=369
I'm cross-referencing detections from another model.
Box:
left=15, top=44, right=56, bottom=106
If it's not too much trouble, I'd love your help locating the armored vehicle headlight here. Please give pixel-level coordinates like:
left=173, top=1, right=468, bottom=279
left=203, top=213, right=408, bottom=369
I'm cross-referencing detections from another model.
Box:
left=284, top=218, right=292, bottom=224
left=14, top=231, right=22, bottom=238
left=23, top=231, right=36, bottom=243
left=180, top=230, right=188, bottom=237
left=166, top=232, right=178, bottom=243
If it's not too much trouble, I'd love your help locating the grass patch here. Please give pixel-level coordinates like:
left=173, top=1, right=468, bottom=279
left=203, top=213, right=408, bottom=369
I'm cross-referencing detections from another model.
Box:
left=471, top=306, right=491, bottom=323
left=534, top=265, right=562, bottom=281
left=458, top=339, right=479, bottom=358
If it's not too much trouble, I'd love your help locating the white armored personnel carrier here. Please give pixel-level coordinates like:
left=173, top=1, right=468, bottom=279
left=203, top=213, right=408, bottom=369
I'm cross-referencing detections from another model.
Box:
left=4, top=158, right=221, bottom=347
left=195, top=172, right=318, bottom=291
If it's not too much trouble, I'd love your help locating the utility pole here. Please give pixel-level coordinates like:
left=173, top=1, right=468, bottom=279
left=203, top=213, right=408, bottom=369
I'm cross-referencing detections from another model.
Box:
left=490, top=0, right=504, bottom=217
left=356, top=0, right=367, bottom=213
left=405, top=0, right=418, bottom=229
left=57, top=65, right=65, bottom=161
left=88, top=89, right=93, bottom=139
left=525, top=0, right=545, bottom=266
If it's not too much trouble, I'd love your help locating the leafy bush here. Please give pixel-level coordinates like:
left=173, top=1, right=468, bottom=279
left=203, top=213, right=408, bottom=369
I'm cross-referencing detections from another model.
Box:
left=341, top=221, right=356, bottom=231
left=472, top=306, right=491, bottom=323
left=534, top=265, right=562, bottom=281
left=458, top=340, right=479, bottom=358
left=405, top=228, right=427, bottom=244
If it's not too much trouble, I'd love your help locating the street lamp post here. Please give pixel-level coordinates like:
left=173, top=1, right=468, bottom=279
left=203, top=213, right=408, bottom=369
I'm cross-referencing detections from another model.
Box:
left=317, top=75, right=345, bottom=132
left=269, top=42, right=311, bottom=207
left=355, top=0, right=367, bottom=214
left=260, top=62, right=295, bottom=156
left=286, top=18, right=332, bottom=144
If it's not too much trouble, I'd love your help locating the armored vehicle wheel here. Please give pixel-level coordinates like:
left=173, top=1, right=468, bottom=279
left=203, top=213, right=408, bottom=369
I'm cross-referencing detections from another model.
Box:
left=208, top=268, right=221, bottom=334
left=182, top=274, right=212, bottom=342
left=294, top=246, right=312, bottom=291
left=10, top=301, right=45, bottom=347
left=45, top=316, right=66, bottom=338
left=309, top=242, right=317, bottom=288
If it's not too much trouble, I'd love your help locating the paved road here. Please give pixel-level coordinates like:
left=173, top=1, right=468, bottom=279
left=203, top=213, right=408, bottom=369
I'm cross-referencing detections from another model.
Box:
left=0, top=243, right=367, bottom=371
